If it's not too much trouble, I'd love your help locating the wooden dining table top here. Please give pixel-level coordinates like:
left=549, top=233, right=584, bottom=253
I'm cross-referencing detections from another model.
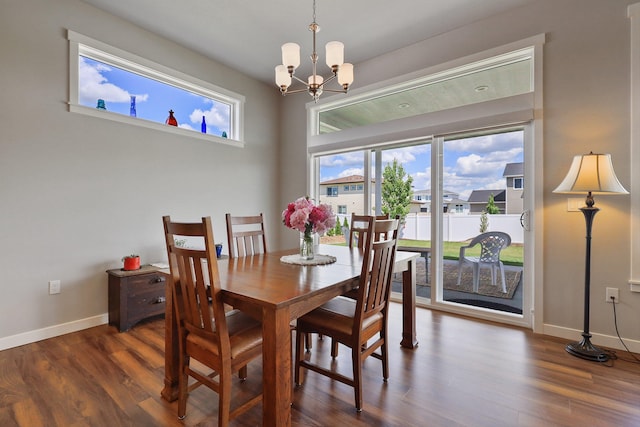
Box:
left=218, top=244, right=365, bottom=312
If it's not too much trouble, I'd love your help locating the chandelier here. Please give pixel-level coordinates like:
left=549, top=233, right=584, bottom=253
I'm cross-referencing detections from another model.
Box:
left=275, top=0, right=354, bottom=102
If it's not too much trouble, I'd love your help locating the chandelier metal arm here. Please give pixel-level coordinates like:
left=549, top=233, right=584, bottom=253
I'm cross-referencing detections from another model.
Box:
left=321, top=87, right=349, bottom=94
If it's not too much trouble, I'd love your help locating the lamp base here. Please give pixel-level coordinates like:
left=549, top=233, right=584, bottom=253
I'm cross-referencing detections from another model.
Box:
left=565, top=334, right=610, bottom=363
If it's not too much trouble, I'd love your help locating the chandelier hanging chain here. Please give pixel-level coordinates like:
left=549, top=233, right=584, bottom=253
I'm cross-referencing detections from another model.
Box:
left=275, top=0, right=354, bottom=102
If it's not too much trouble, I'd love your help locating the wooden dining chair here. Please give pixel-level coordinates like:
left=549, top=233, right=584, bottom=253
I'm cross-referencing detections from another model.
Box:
left=163, top=216, right=263, bottom=426
left=225, top=213, right=267, bottom=258
left=346, top=213, right=389, bottom=249
left=294, top=217, right=400, bottom=412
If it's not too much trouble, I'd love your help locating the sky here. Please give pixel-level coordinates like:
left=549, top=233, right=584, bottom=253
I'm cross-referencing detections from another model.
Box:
left=319, top=130, right=524, bottom=201
left=78, top=56, right=230, bottom=137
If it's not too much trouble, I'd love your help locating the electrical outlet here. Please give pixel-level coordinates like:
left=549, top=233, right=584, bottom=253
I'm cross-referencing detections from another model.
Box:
left=49, top=280, right=61, bottom=295
left=605, top=287, right=619, bottom=303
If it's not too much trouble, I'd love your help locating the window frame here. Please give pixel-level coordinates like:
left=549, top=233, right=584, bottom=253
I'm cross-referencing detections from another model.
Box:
left=67, top=30, right=245, bottom=148
left=514, top=177, right=523, bottom=189
left=326, top=186, right=338, bottom=197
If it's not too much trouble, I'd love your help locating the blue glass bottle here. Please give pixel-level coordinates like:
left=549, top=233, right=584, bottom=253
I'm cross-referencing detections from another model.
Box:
left=129, top=95, right=136, bottom=117
left=201, top=116, right=207, bottom=133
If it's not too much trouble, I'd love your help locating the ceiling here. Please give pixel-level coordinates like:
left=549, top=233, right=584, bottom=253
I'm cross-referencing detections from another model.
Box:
left=80, top=0, right=535, bottom=86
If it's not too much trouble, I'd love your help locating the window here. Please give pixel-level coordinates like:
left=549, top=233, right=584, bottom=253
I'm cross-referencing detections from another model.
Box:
left=326, top=186, right=338, bottom=196
left=350, top=185, right=357, bottom=191
left=67, top=30, right=245, bottom=146
left=514, top=177, right=523, bottom=189
left=343, top=185, right=350, bottom=191
left=338, top=205, right=347, bottom=214
left=309, top=35, right=544, bottom=329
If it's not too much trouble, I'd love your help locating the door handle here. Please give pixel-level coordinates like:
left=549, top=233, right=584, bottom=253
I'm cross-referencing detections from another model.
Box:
left=520, top=210, right=530, bottom=231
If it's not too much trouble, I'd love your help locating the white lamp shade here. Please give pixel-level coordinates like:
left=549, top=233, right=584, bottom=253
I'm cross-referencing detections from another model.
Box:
left=275, top=65, right=291, bottom=87
left=325, top=41, right=344, bottom=68
left=308, top=75, right=324, bottom=86
left=281, top=43, right=300, bottom=69
left=553, top=152, right=628, bottom=195
left=337, top=63, right=354, bottom=86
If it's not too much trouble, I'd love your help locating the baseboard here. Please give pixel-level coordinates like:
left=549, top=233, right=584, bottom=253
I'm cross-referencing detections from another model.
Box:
left=0, top=313, right=109, bottom=351
left=543, top=323, right=640, bottom=355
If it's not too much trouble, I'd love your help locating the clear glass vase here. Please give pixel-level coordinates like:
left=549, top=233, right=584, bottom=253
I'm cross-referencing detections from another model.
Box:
left=300, top=232, right=315, bottom=260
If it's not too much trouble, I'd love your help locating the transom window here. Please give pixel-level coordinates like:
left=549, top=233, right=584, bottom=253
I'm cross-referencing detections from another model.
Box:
left=67, top=30, right=245, bottom=146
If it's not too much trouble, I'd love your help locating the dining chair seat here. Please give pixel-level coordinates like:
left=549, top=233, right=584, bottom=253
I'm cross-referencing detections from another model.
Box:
left=185, top=310, right=262, bottom=360
left=295, top=296, right=384, bottom=338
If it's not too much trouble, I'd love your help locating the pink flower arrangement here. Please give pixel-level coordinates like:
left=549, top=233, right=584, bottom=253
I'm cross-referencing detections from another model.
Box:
left=282, top=197, right=337, bottom=237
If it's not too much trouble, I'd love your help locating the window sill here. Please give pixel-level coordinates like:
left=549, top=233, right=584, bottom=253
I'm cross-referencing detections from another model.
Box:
left=69, top=104, right=245, bottom=148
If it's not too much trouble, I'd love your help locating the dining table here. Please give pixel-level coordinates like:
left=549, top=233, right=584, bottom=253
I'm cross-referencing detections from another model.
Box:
left=160, top=244, right=419, bottom=427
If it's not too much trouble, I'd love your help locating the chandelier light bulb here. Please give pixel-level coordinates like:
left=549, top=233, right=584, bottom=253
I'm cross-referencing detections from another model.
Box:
left=275, top=65, right=291, bottom=89
left=337, top=63, right=354, bottom=86
left=325, top=41, right=344, bottom=70
left=308, top=75, right=324, bottom=86
left=281, top=43, right=301, bottom=70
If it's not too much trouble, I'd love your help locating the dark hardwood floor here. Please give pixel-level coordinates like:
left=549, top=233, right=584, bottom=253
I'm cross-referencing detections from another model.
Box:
left=1, top=304, right=640, bottom=426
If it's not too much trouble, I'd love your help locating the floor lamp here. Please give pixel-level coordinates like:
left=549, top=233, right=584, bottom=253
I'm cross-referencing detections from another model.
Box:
left=553, top=152, right=628, bottom=362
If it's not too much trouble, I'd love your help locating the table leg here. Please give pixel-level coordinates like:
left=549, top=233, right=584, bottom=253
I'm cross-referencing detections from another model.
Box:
left=262, top=307, right=292, bottom=427
left=400, top=258, right=418, bottom=349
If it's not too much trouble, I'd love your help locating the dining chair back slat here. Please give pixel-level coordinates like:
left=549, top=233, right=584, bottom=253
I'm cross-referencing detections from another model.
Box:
left=225, top=213, right=267, bottom=258
left=347, top=213, right=390, bottom=249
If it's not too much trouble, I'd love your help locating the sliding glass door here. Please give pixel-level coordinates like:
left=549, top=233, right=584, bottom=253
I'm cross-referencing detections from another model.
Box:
left=312, top=126, right=529, bottom=323
left=437, top=129, right=525, bottom=316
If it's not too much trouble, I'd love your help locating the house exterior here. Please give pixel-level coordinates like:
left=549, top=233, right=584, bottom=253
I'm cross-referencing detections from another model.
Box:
left=318, top=175, right=375, bottom=216
left=464, top=162, right=523, bottom=214
left=467, top=189, right=506, bottom=214
left=411, top=189, right=467, bottom=213
left=503, top=162, right=524, bottom=214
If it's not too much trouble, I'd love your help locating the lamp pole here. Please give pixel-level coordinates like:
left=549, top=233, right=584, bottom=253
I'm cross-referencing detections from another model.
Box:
left=565, top=205, right=609, bottom=362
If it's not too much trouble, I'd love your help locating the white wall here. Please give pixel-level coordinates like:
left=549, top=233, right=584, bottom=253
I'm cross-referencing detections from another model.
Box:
left=0, top=0, right=281, bottom=346
left=282, top=0, right=638, bottom=345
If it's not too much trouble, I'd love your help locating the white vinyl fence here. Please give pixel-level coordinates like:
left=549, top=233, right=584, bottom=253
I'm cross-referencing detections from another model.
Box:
left=336, top=213, right=523, bottom=244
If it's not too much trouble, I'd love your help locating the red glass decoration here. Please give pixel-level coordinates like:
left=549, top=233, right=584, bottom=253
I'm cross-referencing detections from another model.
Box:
left=166, top=110, right=178, bottom=126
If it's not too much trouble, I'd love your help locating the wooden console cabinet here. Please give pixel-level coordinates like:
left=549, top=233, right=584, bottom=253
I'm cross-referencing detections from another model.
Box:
left=107, top=265, right=167, bottom=332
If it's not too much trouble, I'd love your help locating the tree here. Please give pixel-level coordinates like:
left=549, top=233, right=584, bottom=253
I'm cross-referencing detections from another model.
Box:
left=485, top=193, right=500, bottom=214
left=333, top=221, right=342, bottom=236
left=381, top=159, right=413, bottom=222
left=479, top=211, right=488, bottom=233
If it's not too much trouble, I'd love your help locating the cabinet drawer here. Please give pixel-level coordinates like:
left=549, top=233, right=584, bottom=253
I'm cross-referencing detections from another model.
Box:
left=126, top=274, right=166, bottom=297
left=127, top=290, right=166, bottom=325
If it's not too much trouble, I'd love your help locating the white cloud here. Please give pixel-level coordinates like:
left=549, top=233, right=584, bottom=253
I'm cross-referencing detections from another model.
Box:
left=410, top=169, right=431, bottom=191
left=319, top=151, right=365, bottom=168
left=189, top=102, right=230, bottom=133
left=446, top=132, right=523, bottom=154
left=78, top=57, right=148, bottom=106
left=339, top=168, right=364, bottom=177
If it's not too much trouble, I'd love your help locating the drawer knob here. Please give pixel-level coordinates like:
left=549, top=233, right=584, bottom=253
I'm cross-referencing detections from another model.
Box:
left=152, top=277, right=166, bottom=283
left=154, top=296, right=166, bottom=304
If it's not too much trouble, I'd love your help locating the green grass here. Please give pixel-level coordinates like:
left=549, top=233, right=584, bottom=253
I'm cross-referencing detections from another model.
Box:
left=398, top=239, right=523, bottom=266
left=322, top=236, right=524, bottom=266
